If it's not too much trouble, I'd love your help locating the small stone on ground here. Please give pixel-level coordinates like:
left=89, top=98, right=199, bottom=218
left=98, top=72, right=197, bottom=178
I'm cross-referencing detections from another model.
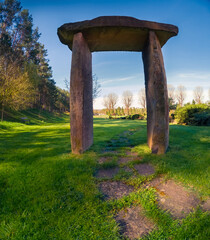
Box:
left=99, top=181, right=134, bottom=200
left=116, top=206, right=155, bottom=239
left=96, top=167, right=119, bottom=178
left=134, top=163, right=155, bottom=176
left=150, top=179, right=200, bottom=219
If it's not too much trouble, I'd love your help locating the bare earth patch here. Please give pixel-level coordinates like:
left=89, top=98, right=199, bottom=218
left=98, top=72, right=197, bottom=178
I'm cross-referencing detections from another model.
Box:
left=99, top=181, right=134, bottom=200
left=116, top=206, right=155, bottom=239
left=134, top=163, right=155, bottom=176
left=150, top=178, right=200, bottom=219
left=96, top=167, right=119, bottom=179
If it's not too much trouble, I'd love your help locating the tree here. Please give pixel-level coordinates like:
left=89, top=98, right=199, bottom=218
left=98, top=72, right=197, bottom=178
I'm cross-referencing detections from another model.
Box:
left=33, top=43, right=58, bottom=111
left=64, top=78, right=69, bottom=91
left=56, top=87, right=70, bottom=112
left=122, top=90, right=133, bottom=115
left=93, top=74, right=101, bottom=101
left=103, top=96, right=109, bottom=111
left=108, top=93, right=118, bottom=110
left=0, top=57, right=34, bottom=121
left=116, top=107, right=121, bottom=116
left=138, top=88, right=146, bottom=109
left=193, top=86, right=204, bottom=104
left=168, top=98, right=177, bottom=110
left=0, top=0, right=58, bottom=114
left=176, top=85, right=186, bottom=107
left=168, top=84, right=175, bottom=101
left=64, top=74, right=101, bottom=102
left=103, top=93, right=118, bottom=112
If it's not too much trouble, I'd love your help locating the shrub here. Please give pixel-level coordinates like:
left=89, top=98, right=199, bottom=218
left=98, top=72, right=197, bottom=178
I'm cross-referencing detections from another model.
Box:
left=169, top=110, right=175, bottom=123
left=192, top=112, right=210, bottom=126
left=125, top=114, right=144, bottom=120
left=131, top=114, right=140, bottom=120
left=175, top=104, right=210, bottom=126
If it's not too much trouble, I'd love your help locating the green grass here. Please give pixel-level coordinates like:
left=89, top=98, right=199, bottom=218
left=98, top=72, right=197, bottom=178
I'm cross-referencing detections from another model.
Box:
left=1, top=108, right=68, bottom=125
left=0, top=113, right=209, bottom=239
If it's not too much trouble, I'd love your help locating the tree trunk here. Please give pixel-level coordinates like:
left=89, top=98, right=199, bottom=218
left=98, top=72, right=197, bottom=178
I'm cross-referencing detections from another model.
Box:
left=1, top=103, right=4, bottom=122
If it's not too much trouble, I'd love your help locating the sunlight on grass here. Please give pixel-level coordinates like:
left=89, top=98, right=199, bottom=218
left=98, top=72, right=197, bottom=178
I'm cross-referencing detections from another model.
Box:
left=0, top=115, right=209, bottom=239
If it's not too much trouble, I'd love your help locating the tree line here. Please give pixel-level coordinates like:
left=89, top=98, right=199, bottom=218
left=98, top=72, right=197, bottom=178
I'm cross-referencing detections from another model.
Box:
left=102, top=85, right=209, bottom=115
left=0, top=0, right=69, bottom=121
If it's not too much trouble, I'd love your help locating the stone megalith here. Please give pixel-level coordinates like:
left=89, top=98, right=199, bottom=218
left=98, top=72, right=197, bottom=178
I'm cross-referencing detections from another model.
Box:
left=57, top=16, right=178, bottom=154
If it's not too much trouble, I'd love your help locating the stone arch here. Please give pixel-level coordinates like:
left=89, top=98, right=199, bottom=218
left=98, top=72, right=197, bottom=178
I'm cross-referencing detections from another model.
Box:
left=57, top=16, right=178, bottom=154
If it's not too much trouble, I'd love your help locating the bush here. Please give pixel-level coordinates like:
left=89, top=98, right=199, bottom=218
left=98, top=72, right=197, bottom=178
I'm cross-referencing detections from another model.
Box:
left=131, top=114, right=140, bottom=120
left=175, top=104, right=210, bottom=126
left=169, top=110, right=175, bottom=123
left=125, top=114, right=144, bottom=120
left=192, top=112, right=210, bottom=126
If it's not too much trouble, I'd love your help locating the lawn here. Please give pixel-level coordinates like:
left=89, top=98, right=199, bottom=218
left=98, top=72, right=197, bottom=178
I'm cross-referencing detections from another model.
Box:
left=0, top=113, right=209, bottom=239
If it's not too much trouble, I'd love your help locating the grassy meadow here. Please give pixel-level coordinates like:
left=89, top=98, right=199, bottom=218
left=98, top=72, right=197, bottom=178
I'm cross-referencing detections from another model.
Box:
left=0, top=111, right=209, bottom=239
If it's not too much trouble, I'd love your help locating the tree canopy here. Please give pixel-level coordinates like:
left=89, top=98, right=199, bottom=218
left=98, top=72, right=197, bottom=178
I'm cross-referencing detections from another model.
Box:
left=0, top=0, right=69, bottom=121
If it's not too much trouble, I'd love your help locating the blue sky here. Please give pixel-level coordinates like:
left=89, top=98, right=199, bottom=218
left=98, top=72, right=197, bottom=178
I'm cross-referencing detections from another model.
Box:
left=21, top=0, right=210, bottom=108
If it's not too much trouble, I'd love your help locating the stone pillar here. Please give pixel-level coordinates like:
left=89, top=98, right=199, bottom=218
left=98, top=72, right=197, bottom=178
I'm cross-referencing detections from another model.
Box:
left=142, top=31, right=169, bottom=154
left=70, top=32, right=93, bottom=154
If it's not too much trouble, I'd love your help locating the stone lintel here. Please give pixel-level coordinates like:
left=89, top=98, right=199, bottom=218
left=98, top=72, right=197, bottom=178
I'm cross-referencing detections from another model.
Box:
left=142, top=31, right=169, bottom=154
left=58, top=16, right=178, bottom=52
left=70, top=32, right=93, bottom=154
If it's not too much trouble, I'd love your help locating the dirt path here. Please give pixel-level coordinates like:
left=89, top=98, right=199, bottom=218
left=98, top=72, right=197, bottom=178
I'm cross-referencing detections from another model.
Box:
left=95, top=130, right=207, bottom=239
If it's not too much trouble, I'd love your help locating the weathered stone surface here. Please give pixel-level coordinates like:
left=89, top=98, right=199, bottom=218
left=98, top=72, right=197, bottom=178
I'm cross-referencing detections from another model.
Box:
left=118, top=157, right=135, bottom=164
left=99, top=181, right=134, bottom=200
left=70, top=32, right=93, bottom=154
left=134, top=163, right=155, bottom=176
left=58, top=16, right=178, bottom=52
left=142, top=31, right=169, bottom=154
left=58, top=17, right=178, bottom=155
left=116, top=206, right=155, bottom=239
left=98, top=157, right=112, bottom=164
left=96, top=167, right=119, bottom=179
left=201, top=198, right=210, bottom=212
left=149, top=178, right=200, bottom=219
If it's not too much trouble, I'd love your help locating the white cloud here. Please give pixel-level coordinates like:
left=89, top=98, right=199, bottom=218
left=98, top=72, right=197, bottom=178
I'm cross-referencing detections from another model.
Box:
left=100, top=74, right=143, bottom=85
left=94, top=71, right=210, bottom=109
left=167, top=71, right=210, bottom=90
left=178, top=72, right=210, bottom=80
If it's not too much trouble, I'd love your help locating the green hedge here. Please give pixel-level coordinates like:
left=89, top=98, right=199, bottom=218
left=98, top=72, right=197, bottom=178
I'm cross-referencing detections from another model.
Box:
left=175, top=104, right=210, bottom=126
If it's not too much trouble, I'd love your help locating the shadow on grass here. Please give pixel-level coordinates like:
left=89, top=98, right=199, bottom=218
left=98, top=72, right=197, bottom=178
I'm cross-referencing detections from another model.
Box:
left=0, top=118, right=209, bottom=196
left=0, top=117, right=209, bottom=238
left=92, top=118, right=147, bottom=152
